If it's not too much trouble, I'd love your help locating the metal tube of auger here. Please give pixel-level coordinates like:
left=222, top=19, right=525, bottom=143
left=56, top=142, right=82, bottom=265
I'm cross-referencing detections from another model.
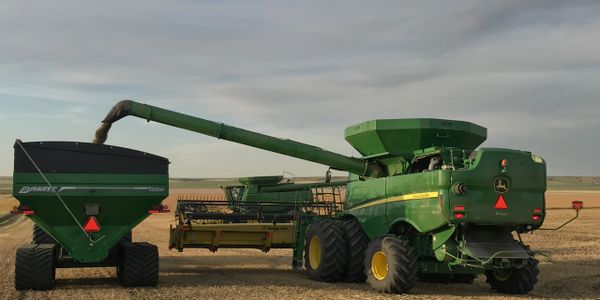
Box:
left=94, top=100, right=383, bottom=177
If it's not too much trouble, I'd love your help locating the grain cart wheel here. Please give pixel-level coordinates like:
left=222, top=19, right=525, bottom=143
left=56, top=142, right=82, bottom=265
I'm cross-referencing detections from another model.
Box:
left=15, top=244, right=56, bottom=290
left=33, top=225, right=55, bottom=244
left=339, top=219, right=369, bottom=282
left=121, top=231, right=132, bottom=243
left=304, top=220, right=347, bottom=282
left=485, top=257, right=539, bottom=294
left=364, top=235, right=417, bottom=294
left=118, top=242, right=159, bottom=287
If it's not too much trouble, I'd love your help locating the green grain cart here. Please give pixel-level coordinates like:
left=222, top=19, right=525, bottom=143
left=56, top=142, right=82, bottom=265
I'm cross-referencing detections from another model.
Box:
left=12, top=140, right=169, bottom=290
left=93, top=100, right=550, bottom=295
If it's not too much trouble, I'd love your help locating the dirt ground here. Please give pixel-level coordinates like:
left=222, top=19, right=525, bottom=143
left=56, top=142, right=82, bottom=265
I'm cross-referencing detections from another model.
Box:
left=0, top=190, right=599, bottom=299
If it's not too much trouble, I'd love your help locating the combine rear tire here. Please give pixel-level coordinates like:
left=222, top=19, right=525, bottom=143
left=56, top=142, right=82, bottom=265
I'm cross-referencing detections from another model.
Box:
left=15, top=244, right=56, bottom=290
left=304, top=220, right=347, bottom=282
left=364, top=235, right=417, bottom=294
left=485, top=257, right=539, bottom=294
left=33, top=225, right=55, bottom=244
left=118, top=242, right=159, bottom=287
left=339, top=219, right=369, bottom=282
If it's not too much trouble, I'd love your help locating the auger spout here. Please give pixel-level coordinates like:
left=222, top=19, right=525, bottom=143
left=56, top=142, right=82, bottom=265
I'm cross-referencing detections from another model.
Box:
left=94, top=100, right=385, bottom=177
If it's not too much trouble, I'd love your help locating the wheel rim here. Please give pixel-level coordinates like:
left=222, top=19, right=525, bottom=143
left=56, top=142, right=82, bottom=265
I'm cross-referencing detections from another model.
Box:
left=371, top=250, right=389, bottom=281
left=308, top=235, right=321, bottom=269
left=493, top=269, right=512, bottom=281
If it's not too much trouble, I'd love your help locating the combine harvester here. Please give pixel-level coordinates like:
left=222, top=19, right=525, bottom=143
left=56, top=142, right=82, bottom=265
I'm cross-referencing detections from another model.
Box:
left=11, top=99, right=582, bottom=294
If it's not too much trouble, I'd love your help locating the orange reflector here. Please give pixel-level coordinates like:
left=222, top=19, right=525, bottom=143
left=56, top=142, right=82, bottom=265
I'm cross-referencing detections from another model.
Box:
left=495, top=195, right=508, bottom=210
left=11, top=205, right=35, bottom=215
left=533, top=208, right=542, bottom=213
left=83, top=216, right=101, bottom=232
left=572, top=201, right=584, bottom=211
left=149, top=204, right=170, bottom=214
left=501, top=159, right=508, bottom=167
left=453, top=205, right=465, bottom=211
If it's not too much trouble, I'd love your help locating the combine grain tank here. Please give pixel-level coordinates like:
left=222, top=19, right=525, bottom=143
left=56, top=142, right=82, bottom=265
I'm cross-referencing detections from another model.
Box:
left=12, top=140, right=169, bottom=290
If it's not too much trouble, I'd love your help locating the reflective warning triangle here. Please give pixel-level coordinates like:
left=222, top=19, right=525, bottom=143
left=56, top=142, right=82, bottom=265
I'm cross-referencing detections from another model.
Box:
left=83, top=216, right=101, bottom=232
left=495, top=195, right=508, bottom=210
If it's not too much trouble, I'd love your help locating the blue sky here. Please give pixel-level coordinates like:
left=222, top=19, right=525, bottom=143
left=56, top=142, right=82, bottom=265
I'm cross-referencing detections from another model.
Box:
left=1, top=1, right=599, bottom=177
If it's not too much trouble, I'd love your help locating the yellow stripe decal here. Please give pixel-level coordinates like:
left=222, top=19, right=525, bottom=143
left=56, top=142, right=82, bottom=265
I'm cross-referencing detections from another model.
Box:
left=349, top=191, right=439, bottom=211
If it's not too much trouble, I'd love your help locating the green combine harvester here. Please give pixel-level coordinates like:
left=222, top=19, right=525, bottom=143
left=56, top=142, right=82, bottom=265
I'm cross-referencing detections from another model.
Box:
left=12, top=99, right=582, bottom=294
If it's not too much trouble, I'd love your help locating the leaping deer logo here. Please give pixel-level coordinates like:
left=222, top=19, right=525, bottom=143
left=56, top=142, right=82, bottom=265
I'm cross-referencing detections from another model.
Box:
left=494, top=178, right=509, bottom=193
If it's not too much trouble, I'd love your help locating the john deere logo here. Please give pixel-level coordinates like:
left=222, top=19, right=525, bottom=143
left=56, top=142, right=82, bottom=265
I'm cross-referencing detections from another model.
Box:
left=494, top=177, right=509, bottom=193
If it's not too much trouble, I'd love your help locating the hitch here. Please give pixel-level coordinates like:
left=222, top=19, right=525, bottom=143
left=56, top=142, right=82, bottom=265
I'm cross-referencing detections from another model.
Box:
left=539, top=201, right=583, bottom=231
left=148, top=204, right=170, bottom=214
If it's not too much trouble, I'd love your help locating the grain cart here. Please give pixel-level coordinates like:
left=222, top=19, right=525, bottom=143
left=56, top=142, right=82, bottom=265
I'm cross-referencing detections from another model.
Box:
left=95, top=100, right=554, bottom=294
left=11, top=140, right=169, bottom=290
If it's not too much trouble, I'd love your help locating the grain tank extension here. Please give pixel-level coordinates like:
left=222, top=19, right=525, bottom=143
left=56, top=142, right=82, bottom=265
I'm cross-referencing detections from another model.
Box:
left=94, top=100, right=559, bottom=295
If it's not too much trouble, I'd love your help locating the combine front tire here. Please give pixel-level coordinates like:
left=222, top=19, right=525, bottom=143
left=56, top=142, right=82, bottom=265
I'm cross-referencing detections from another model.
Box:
left=304, top=220, right=347, bottom=282
left=15, top=244, right=56, bottom=290
left=485, top=257, right=539, bottom=294
left=364, top=235, right=417, bottom=294
left=339, top=219, right=369, bottom=282
left=118, top=242, right=159, bottom=287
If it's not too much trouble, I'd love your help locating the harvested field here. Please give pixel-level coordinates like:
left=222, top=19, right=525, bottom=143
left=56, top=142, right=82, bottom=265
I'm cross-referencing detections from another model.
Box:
left=0, top=190, right=599, bottom=299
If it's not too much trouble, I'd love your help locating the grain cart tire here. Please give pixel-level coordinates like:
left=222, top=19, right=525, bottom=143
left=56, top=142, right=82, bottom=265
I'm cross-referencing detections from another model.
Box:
left=364, top=235, right=417, bottom=294
left=122, top=231, right=132, bottom=243
left=340, top=219, right=369, bottom=282
left=304, top=220, right=347, bottom=282
left=15, top=244, right=56, bottom=290
left=33, top=225, right=55, bottom=244
left=485, top=257, right=539, bottom=294
left=118, top=242, right=159, bottom=287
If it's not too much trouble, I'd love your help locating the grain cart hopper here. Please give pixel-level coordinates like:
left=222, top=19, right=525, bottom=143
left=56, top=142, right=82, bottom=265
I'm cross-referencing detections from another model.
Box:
left=11, top=140, right=169, bottom=290
left=95, top=100, right=569, bottom=295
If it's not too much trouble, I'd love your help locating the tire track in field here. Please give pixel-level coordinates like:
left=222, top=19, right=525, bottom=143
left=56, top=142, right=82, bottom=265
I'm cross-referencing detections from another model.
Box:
left=0, top=213, right=22, bottom=229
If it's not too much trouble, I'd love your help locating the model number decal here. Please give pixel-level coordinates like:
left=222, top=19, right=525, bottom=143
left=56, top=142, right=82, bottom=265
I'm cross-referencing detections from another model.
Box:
left=349, top=192, right=439, bottom=211
left=18, top=186, right=165, bottom=194
left=18, top=186, right=58, bottom=194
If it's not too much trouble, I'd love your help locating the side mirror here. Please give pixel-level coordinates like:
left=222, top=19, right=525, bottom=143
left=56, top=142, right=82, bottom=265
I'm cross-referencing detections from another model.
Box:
left=572, top=201, right=584, bottom=211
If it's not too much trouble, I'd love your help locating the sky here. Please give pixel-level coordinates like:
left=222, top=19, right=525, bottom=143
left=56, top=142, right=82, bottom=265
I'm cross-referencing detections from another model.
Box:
left=0, top=1, right=599, bottom=177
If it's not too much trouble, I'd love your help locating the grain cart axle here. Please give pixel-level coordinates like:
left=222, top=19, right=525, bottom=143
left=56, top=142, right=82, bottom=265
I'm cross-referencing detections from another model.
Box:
left=12, top=140, right=169, bottom=290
